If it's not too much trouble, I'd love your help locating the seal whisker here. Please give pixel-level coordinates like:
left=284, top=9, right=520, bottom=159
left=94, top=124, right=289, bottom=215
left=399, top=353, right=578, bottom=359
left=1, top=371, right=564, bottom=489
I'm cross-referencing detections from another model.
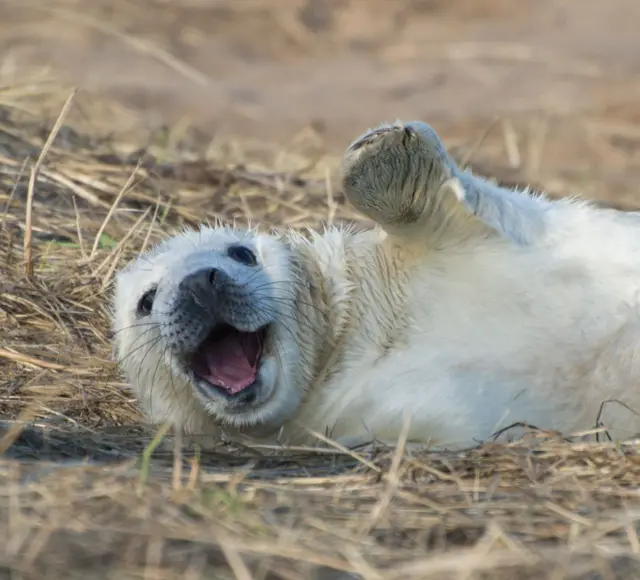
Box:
left=255, top=303, right=335, bottom=350
left=164, top=343, right=184, bottom=419
left=114, top=328, right=164, bottom=366
left=129, top=336, right=165, bottom=412
left=111, top=321, right=162, bottom=337
left=252, top=292, right=331, bottom=324
left=246, top=281, right=334, bottom=324
left=147, top=340, right=181, bottom=421
left=121, top=334, right=163, bottom=370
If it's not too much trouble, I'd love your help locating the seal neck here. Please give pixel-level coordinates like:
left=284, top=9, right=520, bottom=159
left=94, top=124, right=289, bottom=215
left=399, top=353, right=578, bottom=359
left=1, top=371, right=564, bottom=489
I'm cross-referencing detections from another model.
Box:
left=287, top=230, right=357, bottom=395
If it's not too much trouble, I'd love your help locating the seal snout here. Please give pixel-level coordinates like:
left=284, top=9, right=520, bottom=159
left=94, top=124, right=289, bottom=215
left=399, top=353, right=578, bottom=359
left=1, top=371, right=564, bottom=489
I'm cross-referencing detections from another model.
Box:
left=171, top=266, right=271, bottom=401
left=178, top=266, right=223, bottom=316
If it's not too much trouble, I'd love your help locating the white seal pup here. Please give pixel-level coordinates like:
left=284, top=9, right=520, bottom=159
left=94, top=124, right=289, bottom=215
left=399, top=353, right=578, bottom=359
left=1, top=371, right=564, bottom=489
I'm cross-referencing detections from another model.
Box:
left=112, top=120, right=640, bottom=449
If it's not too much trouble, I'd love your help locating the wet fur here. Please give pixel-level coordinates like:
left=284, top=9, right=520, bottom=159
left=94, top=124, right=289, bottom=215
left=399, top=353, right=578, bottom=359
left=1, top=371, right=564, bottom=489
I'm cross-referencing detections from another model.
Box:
left=113, top=120, right=640, bottom=450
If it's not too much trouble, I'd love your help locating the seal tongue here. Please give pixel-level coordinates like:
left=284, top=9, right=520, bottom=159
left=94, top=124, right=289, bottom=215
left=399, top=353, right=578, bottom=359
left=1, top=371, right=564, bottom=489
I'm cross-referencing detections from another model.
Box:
left=193, top=329, right=261, bottom=395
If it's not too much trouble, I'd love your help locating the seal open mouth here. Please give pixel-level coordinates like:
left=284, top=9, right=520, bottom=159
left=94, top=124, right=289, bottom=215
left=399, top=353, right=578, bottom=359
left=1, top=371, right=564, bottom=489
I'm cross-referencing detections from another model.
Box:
left=190, top=324, right=265, bottom=396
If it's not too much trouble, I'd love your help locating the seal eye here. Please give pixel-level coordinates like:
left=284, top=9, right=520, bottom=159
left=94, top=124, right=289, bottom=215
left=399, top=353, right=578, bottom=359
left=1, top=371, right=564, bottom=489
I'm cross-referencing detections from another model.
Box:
left=137, top=288, right=156, bottom=317
left=228, top=245, right=257, bottom=267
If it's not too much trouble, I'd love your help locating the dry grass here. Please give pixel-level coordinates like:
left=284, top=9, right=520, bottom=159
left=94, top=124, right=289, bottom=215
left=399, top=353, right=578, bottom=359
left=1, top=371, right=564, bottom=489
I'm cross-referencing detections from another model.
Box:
left=1, top=80, right=640, bottom=580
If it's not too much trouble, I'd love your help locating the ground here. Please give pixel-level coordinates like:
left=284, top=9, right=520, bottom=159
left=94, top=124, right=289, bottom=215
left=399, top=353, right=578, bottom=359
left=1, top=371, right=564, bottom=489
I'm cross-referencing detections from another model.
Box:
left=1, top=1, right=640, bottom=578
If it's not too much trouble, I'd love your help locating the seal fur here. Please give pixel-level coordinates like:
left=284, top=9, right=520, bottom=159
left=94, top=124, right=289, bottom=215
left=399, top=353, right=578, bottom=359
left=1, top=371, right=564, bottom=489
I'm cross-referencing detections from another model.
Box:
left=112, top=120, right=640, bottom=449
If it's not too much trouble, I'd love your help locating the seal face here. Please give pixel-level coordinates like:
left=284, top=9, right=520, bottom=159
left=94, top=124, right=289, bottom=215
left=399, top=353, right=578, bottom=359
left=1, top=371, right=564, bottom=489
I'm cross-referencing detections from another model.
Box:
left=113, top=226, right=306, bottom=432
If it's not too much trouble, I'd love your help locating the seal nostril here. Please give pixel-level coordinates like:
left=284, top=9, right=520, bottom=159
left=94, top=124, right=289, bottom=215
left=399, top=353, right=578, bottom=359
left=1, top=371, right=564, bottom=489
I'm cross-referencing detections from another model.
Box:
left=207, top=268, right=218, bottom=285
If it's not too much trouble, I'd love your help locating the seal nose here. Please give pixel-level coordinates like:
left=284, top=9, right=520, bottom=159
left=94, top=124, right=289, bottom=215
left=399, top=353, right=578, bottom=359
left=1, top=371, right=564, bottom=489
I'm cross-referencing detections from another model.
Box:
left=178, top=267, right=224, bottom=312
left=206, top=268, right=218, bottom=285
left=180, top=267, right=218, bottom=289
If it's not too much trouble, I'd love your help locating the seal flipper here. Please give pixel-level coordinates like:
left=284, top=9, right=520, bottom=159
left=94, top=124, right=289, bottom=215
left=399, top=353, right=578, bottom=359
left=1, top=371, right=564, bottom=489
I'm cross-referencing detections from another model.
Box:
left=409, top=174, right=498, bottom=248
left=341, top=120, right=549, bottom=247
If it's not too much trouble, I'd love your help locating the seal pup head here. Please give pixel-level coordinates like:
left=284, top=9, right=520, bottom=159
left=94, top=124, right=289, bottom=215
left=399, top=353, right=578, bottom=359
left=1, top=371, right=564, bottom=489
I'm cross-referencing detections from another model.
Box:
left=112, top=225, right=312, bottom=433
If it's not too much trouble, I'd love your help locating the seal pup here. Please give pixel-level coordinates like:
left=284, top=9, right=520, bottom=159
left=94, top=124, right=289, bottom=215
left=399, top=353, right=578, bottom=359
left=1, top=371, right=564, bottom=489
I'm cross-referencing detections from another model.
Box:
left=112, top=120, right=640, bottom=449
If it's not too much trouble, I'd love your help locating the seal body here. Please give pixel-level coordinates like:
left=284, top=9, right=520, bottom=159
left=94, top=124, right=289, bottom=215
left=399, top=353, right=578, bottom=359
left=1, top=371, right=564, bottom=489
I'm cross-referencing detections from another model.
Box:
left=113, top=121, right=640, bottom=449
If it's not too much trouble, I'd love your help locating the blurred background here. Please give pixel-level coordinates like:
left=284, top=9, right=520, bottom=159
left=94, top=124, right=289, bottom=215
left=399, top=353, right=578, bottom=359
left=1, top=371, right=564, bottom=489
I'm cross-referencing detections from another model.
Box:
left=4, top=0, right=640, bottom=206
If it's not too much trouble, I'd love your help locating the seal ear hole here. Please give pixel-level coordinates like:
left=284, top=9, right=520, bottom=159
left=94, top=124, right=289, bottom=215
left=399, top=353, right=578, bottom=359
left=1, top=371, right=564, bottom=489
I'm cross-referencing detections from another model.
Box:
left=227, top=245, right=257, bottom=267
left=137, top=287, right=157, bottom=317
